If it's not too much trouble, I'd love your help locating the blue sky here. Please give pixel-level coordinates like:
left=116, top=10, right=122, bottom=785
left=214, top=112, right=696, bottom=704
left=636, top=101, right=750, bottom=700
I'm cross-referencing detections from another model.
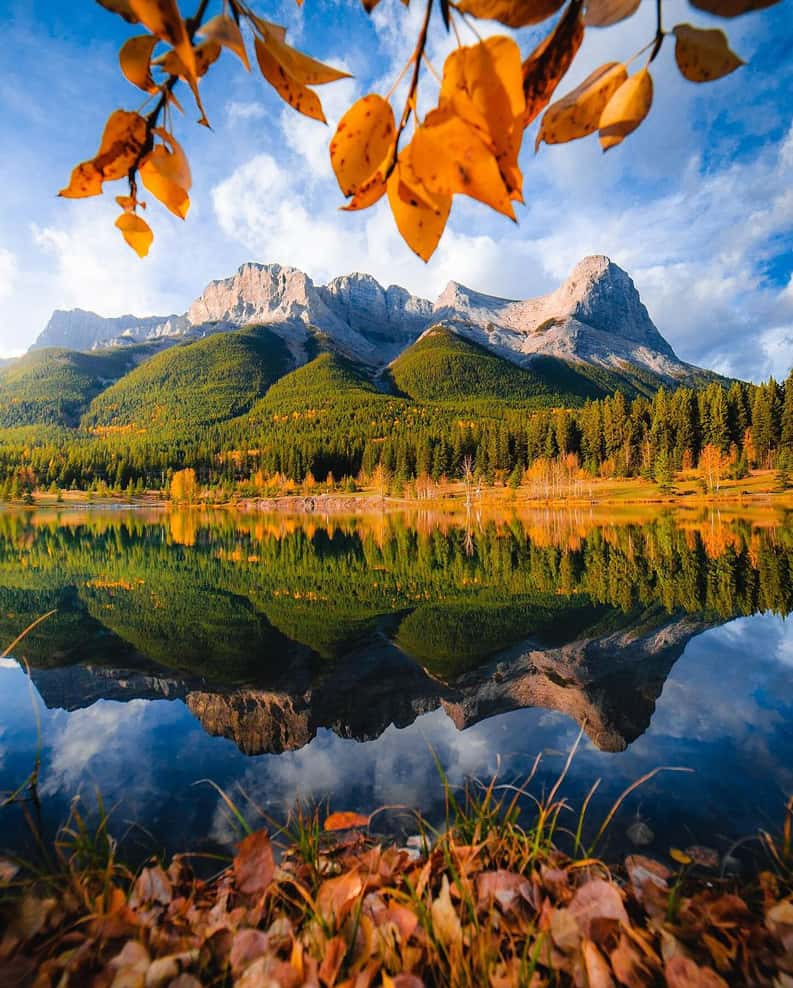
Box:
left=0, top=0, right=791, bottom=379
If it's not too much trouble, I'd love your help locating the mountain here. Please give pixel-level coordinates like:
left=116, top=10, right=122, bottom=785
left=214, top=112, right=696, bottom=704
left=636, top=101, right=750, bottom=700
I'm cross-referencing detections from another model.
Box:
left=35, top=308, right=188, bottom=351
left=30, top=256, right=705, bottom=383
left=83, top=326, right=294, bottom=433
left=389, top=326, right=612, bottom=405
left=7, top=256, right=726, bottom=435
left=0, top=346, right=153, bottom=427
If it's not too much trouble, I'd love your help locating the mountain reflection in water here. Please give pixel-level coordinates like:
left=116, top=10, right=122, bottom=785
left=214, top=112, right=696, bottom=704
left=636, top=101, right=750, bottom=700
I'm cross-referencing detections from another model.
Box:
left=1, top=505, right=792, bottom=858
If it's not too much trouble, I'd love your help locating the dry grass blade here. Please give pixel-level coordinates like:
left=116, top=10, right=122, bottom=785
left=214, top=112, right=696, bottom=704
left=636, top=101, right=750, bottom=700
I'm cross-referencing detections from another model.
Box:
left=2, top=610, right=58, bottom=658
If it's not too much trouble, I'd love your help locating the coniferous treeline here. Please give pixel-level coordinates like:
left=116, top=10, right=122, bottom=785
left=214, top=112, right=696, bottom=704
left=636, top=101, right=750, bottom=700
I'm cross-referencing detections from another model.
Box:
left=1, top=372, right=792, bottom=496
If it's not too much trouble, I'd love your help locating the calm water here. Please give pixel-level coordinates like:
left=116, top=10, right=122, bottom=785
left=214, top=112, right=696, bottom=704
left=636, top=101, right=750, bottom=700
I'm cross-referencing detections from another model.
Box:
left=1, top=505, right=792, bottom=863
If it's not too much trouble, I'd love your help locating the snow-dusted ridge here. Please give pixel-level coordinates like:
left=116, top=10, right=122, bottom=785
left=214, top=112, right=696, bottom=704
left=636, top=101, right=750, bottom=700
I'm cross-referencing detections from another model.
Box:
left=32, top=256, right=699, bottom=381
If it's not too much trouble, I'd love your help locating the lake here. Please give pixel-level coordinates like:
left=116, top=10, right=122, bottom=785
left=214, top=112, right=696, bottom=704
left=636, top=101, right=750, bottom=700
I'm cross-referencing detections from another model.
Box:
left=1, top=504, right=792, bottom=866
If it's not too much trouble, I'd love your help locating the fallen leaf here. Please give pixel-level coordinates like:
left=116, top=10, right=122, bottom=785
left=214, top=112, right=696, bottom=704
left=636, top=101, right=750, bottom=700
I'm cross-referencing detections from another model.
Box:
left=477, top=870, right=532, bottom=912
left=568, top=879, right=628, bottom=941
left=583, top=939, right=616, bottom=988
left=431, top=875, right=462, bottom=950
left=665, top=955, right=729, bottom=988
left=130, top=865, right=172, bottom=907
left=318, top=935, right=346, bottom=987
left=233, top=830, right=275, bottom=896
left=316, top=870, right=364, bottom=925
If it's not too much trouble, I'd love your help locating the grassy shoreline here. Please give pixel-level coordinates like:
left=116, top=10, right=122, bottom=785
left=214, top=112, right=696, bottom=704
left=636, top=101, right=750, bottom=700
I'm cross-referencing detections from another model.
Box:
left=1, top=778, right=792, bottom=988
left=7, top=468, right=793, bottom=515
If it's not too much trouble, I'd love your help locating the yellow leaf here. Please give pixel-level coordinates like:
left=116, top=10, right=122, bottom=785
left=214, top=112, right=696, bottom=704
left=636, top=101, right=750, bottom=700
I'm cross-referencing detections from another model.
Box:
left=197, top=13, right=250, bottom=71
left=598, top=67, right=653, bottom=150
left=254, top=37, right=326, bottom=122
left=151, top=128, right=192, bottom=189
left=387, top=160, right=451, bottom=262
left=115, top=213, right=153, bottom=257
left=119, top=34, right=159, bottom=92
left=536, top=61, right=627, bottom=149
left=522, top=0, right=585, bottom=127
left=410, top=107, right=516, bottom=220
left=669, top=848, right=693, bottom=865
left=116, top=194, right=146, bottom=212
left=129, top=0, right=196, bottom=86
left=256, top=23, right=350, bottom=86
left=59, top=161, right=103, bottom=199
left=431, top=875, right=463, bottom=950
left=689, top=0, right=780, bottom=15
left=139, top=135, right=191, bottom=219
left=342, top=171, right=388, bottom=211
left=584, top=0, right=640, bottom=25
left=330, top=94, right=395, bottom=197
left=456, top=0, right=566, bottom=27
left=439, top=37, right=526, bottom=201
left=673, top=24, right=744, bottom=83
left=441, top=36, right=525, bottom=140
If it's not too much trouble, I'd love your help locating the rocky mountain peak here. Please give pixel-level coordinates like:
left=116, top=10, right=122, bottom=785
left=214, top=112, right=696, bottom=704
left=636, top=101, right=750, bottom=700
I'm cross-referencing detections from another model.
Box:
left=30, top=255, right=692, bottom=383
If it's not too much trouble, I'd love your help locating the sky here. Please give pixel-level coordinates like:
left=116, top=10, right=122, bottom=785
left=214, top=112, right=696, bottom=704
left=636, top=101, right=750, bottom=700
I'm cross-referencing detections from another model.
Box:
left=0, top=0, right=791, bottom=380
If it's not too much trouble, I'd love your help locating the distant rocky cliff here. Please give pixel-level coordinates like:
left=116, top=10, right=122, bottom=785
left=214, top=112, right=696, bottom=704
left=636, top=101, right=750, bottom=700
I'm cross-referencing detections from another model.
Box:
left=31, top=256, right=698, bottom=382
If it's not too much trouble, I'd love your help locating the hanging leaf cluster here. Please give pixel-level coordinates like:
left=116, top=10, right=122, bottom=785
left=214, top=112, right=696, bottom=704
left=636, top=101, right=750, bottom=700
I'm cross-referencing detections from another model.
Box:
left=63, top=0, right=780, bottom=259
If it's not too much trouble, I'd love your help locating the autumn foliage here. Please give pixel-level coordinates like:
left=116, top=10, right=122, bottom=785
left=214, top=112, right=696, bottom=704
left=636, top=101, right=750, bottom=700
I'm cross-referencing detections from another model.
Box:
left=2, top=783, right=793, bottom=987
left=61, top=0, right=779, bottom=259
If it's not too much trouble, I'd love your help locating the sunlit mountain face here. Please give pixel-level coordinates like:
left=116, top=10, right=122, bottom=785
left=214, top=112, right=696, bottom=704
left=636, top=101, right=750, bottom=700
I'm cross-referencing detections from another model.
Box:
left=1, top=505, right=791, bottom=863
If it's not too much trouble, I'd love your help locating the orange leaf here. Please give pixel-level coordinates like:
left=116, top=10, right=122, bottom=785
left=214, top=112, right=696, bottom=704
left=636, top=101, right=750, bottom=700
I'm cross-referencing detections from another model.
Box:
left=410, top=107, right=515, bottom=219
left=316, top=871, right=363, bottom=925
left=254, top=37, right=326, bottom=122
left=673, top=23, right=744, bottom=83
left=455, top=0, right=565, bottom=27
left=256, top=22, right=350, bottom=86
left=522, top=0, right=585, bottom=127
left=690, top=0, right=780, bottom=14
left=59, top=161, right=104, bottom=199
left=198, top=13, right=250, bottom=70
left=584, top=0, right=641, bottom=26
left=129, top=0, right=196, bottom=86
left=387, top=157, right=451, bottom=262
left=59, top=110, right=147, bottom=199
left=233, top=830, right=275, bottom=896
left=324, top=811, right=371, bottom=831
left=536, top=61, right=627, bottom=149
left=666, top=956, right=729, bottom=988
left=120, top=34, right=159, bottom=92
left=331, top=94, right=395, bottom=197
left=115, top=213, right=153, bottom=257
left=97, top=0, right=139, bottom=22
left=140, top=145, right=191, bottom=219
left=598, top=67, right=653, bottom=150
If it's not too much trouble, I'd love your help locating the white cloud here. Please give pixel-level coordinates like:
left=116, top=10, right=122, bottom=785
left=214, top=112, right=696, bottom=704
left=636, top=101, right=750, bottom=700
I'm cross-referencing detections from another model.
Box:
left=0, top=247, right=16, bottom=300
